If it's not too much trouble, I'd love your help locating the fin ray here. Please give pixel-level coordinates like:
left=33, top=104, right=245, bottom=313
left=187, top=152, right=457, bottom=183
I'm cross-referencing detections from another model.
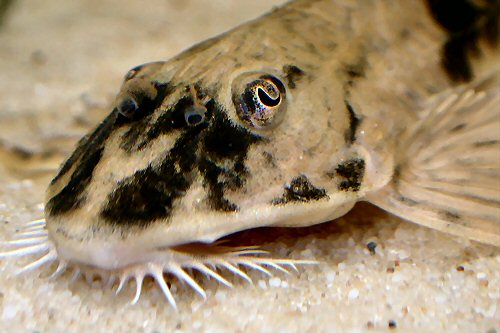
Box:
left=369, top=74, right=500, bottom=246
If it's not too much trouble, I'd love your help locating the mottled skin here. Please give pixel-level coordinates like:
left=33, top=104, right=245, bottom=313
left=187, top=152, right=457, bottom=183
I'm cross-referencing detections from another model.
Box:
left=42, top=0, right=499, bottom=272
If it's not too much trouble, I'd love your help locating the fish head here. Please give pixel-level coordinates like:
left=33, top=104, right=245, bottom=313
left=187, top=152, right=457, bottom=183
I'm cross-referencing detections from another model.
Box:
left=44, top=19, right=390, bottom=270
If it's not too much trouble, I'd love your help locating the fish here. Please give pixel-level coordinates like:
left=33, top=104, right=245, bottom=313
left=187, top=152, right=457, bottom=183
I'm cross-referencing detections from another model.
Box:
left=1, top=0, right=499, bottom=309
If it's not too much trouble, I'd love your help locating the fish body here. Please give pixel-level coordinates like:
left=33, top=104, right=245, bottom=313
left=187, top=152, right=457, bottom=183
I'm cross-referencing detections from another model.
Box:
left=1, top=0, right=499, bottom=307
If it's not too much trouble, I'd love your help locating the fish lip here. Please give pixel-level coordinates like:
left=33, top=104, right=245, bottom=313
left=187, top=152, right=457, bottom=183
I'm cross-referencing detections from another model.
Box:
left=48, top=229, right=183, bottom=271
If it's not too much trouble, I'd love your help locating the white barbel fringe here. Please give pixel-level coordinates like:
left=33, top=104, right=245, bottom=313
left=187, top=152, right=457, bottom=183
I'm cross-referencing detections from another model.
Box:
left=1, top=218, right=316, bottom=309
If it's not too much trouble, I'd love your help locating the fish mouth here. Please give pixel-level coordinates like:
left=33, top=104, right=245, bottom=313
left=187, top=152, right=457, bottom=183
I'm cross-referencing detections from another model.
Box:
left=0, top=217, right=315, bottom=308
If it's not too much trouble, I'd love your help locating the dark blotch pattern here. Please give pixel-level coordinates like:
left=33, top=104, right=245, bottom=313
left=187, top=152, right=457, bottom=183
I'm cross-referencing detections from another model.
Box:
left=101, top=127, right=202, bottom=226
left=198, top=158, right=239, bottom=212
left=137, top=95, right=193, bottom=150
left=101, top=99, right=262, bottom=227
left=282, top=64, right=305, bottom=89
left=344, top=99, right=360, bottom=144
left=51, top=111, right=118, bottom=185
left=442, top=35, right=476, bottom=82
left=46, top=111, right=121, bottom=216
left=203, top=103, right=260, bottom=160
left=335, top=158, right=365, bottom=191
left=47, top=78, right=173, bottom=217
left=200, top=103, right=260, bottom=211
left=273, top=175, right=328, bottom=204
left=46, top=147, right=105, bottom=215
left=426, top=0, right=499, bottom=82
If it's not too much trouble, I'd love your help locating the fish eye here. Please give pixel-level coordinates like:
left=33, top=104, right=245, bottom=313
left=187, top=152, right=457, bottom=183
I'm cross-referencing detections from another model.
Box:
left=232, top=73, right=287, bottom=129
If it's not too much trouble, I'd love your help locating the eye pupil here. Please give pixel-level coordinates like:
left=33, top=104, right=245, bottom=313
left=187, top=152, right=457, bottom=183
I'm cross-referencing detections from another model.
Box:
left=257, top=87, right=280, bottom=107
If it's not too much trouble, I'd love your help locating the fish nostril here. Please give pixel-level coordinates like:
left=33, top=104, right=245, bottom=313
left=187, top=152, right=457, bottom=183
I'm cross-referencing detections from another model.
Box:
left=184, top=105, right=206, bottom=126
left=187, top=113, right=202, bottom=124
left=117, top=96, right=139, bottom=118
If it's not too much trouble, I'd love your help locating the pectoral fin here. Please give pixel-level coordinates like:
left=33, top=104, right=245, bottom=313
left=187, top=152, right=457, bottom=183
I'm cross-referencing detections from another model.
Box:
left=367, top=73, right=500, bottom=246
